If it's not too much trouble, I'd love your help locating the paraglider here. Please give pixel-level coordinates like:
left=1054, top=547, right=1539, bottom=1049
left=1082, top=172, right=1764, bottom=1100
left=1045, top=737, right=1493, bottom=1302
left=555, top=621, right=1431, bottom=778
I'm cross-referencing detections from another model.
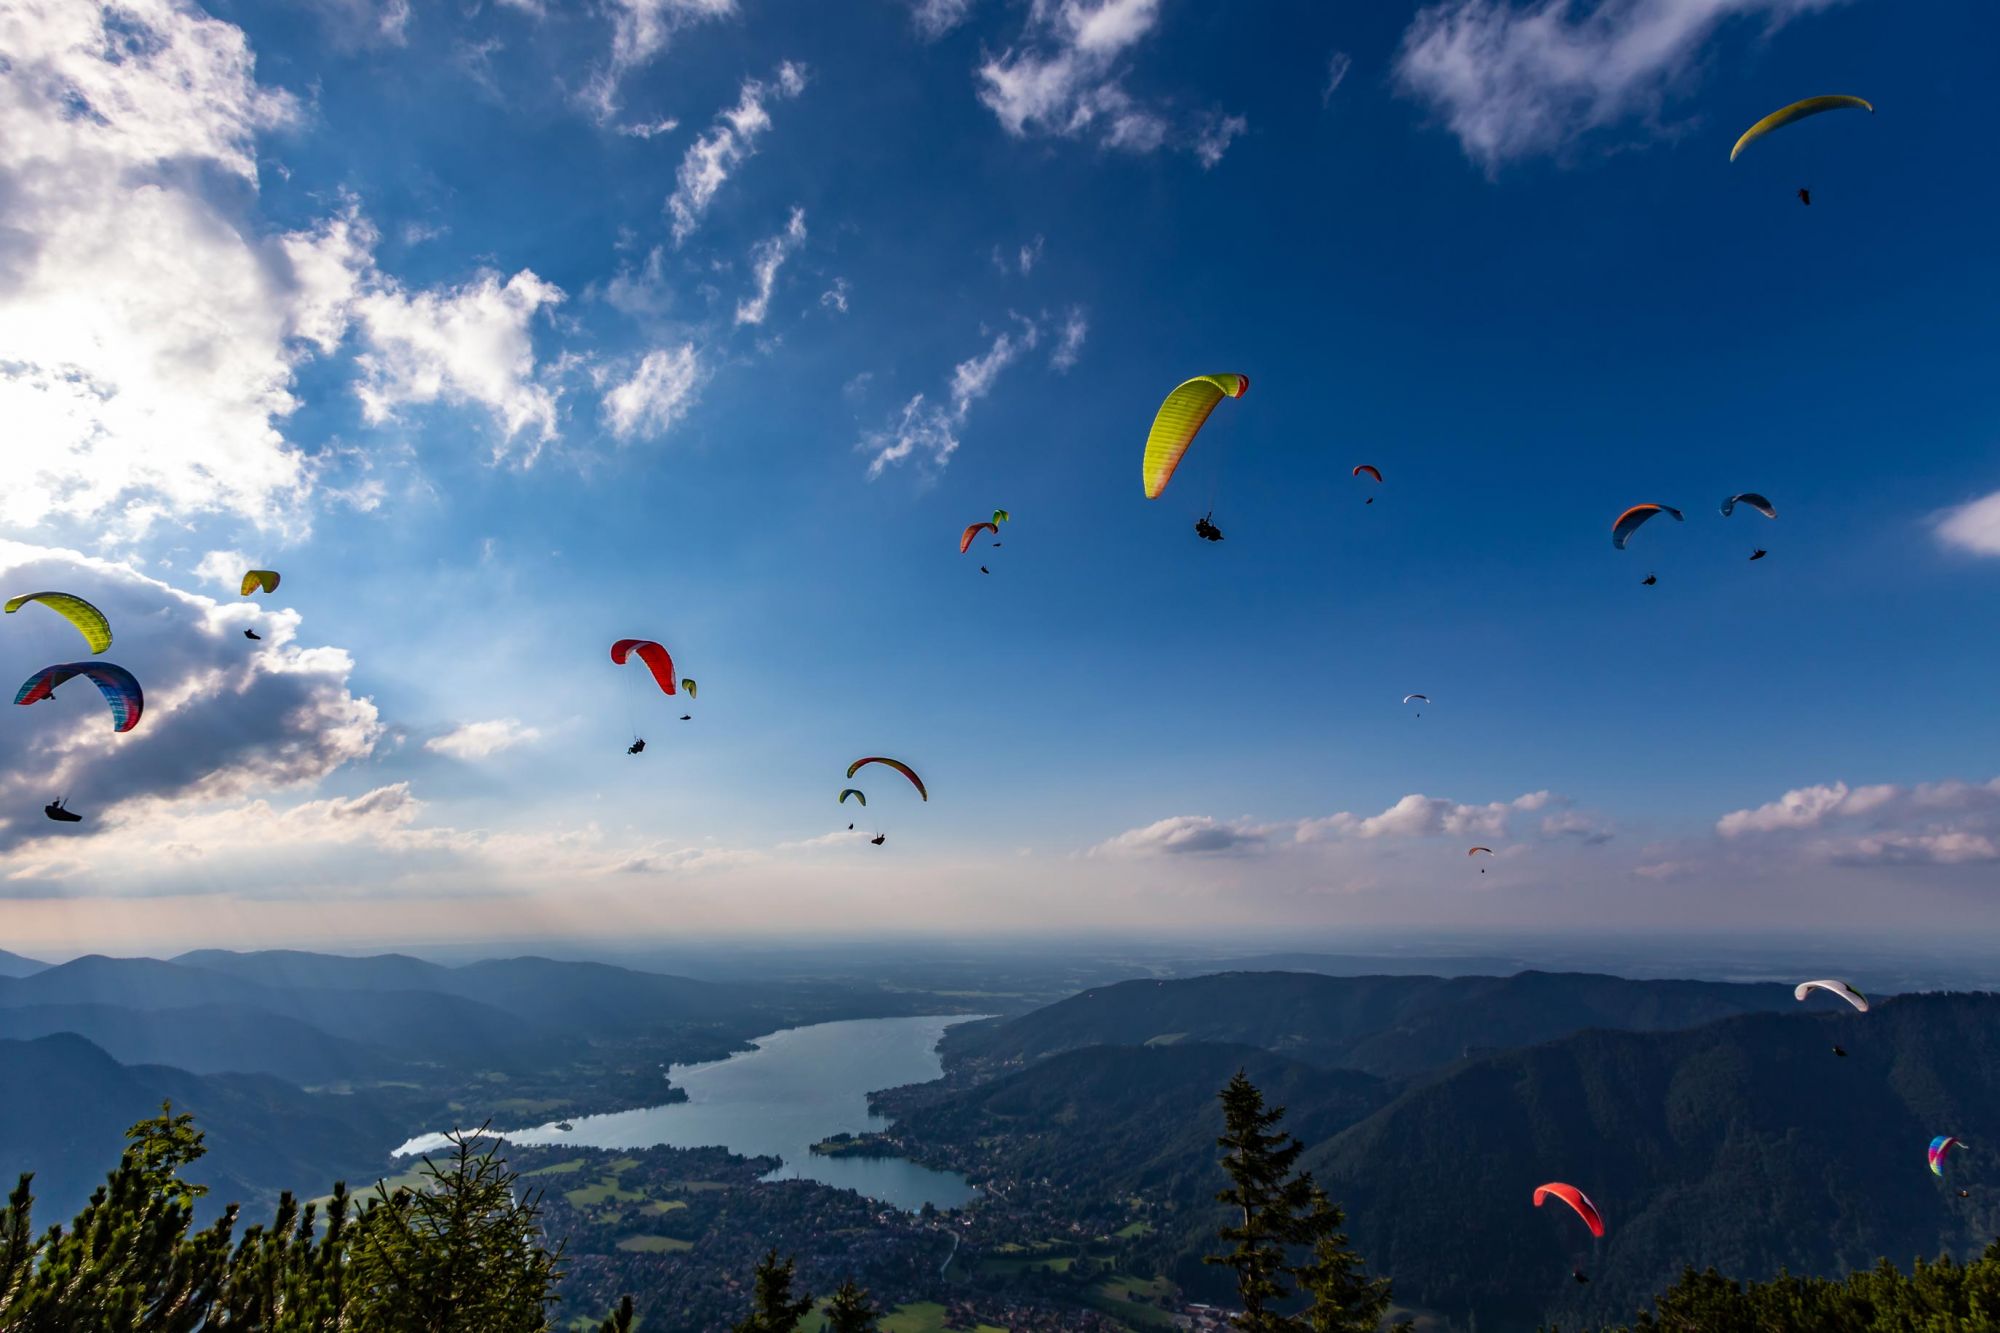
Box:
left=14, top=662, right=143, bottom=733
left=1832, top=1045, right=1848, bottom=1058
left=1798, top=187, right=1812, bottom=206
left=1612, top=504, right=1683, bottom=550
left=1795, top=979, right=1869, bottom=1012
left=240, top=570, right=281, bottom=596
left=993, top=508, right=1010, bottom=525
left=4, top=593, right=111, bottom=654
left=611, top=640, right=679, bottom=695
left=1642, top=574, right=1658, bottom=586
left=1721, top=493, right=1777, bottom=519
left=627, top=738, right=646, bottom=755
left=847, top=757, right=927, bottom=800
left=682, top=679, right=697, bottom=700
left=1730, top=95, right=1873, bottom=162
left=1193, top=513, right=1224, bottom=542
left=839, top=789, right=867, bottom=807
left=1572, top=1271, right=1590, bottom=1285
left=870, top=834, right=886, bottom=846
left=1931, top=1136, right=1966, bottom=1178
left=1469, top=845, right=1493, bottom=871
left=1142, top=373, right=1249, bottom=499
left=1750, top=549, right=1769, bottom=561
left=980, top=565, right=991, bottom=574
left=679, top=714, right=692, bottom=721
left=1353, top=465, right=1381, bottom=503
left=1533, top=1183, right=1606, bottom=1238
left=244, top=629, right=261, bottom=641
left=960, top=522, right=999, bottom=554
left=43, top=798, right=82, bottom=823
left=1403, top=694, right=1429, bottom=705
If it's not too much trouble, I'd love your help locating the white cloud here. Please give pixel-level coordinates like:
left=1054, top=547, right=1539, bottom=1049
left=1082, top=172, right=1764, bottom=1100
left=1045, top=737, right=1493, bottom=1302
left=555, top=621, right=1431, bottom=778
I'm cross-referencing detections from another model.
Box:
left=1193, top=113, right=1247, bottom=168
left=0, top=541, right=382, bottom=856
left=1323, top=50, right=1354, bottom=105
left=1715, top=776, right=2000, bottom=867
left=910, top=0, right=977, bottom=38
left=1935, top=490, right=2000, bottom=557
left=668, top=64, right=808, bottom=245
left=861, top=320, right=1039, bottom=478
left=1092, top=815, right=1271, bottom=858
left=616, top=116, right=681, bottom=139
left=0, top=0, right=371, bottom=535
left=194, top=550, right=258, bottom=594
left=601, top=345, right=702, bottom=440
left=425, top=719, right=542, bottom=760
left=734, top=208, right=807, bottom=326
left=350, top=269, right=567, bottom=459
left=820, top=278, right=851, bottom=313
left=302, top=0, right=412, bottom=48
left=585, top=0, right=737, bottom=120
left=1296, top=790, right=1562, bottom=843
left=1050, top=307, right=1089, bottom=372
left=976, top=0, right=1243, bottom=163
left=1396, top=0, right=1843, bottom=171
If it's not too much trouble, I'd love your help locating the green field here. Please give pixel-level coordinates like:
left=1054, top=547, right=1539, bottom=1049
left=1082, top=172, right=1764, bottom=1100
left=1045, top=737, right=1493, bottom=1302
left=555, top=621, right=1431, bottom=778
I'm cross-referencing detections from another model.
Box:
left=564, top=1176, right=646, bottom=1208
left=614, top=1235, right=693, bottom=1253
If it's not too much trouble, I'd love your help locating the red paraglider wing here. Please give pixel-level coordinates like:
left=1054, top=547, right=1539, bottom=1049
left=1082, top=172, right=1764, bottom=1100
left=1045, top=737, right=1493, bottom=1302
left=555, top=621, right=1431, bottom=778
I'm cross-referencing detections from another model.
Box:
left=1533, top=1183, right=1606, bottom=1238
left=960, top=522, right=999, bottom=554
left=611, top=639, right=678, bottom=695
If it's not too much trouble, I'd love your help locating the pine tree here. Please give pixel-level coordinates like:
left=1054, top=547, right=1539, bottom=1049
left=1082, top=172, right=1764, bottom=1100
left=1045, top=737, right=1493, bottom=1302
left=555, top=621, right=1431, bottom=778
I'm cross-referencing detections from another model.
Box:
left=1293, top=1187, right=1405, bottom=1333
left=733, top=1249, right=815, bottom=1333
left=823, top=1277, right=882, bottom=1332
left=346, top=1126, right=563, bottom=1332
left=1207, top=1070, right=1323, bottom=1330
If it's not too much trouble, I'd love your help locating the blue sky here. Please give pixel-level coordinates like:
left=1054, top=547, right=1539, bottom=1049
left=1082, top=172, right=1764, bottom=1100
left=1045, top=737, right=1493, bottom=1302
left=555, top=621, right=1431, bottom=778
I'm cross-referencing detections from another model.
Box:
left=3, top=0, right=1999, bottom=955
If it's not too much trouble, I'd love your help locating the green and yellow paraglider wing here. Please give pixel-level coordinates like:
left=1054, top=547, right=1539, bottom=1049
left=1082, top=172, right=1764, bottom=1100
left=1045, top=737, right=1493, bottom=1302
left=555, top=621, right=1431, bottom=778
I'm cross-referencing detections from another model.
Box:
left=1142, top=374, right=1249, bottom=499
left=682, top=679, right=697, bottom=699
left=838, top=788, right=866, bottom=806
left=4, top=592, right=112, bottom=654
left=846, top=757, right=927, bottom=801
left=992, top=508, right=1010, bottom=524
left=240, top=570, right=281, bottom=596
left=1730, top=95, right=1873, bottom=161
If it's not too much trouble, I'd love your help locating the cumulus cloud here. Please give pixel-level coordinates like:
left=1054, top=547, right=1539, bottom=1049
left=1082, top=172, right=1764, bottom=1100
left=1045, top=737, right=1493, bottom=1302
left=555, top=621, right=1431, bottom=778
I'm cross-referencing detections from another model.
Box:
left=735, top=208, right=807, bottom=326
left=585, top=0, right=737, bottom=119
left=1296, top=790, right=1562, bottom=843
left=616, top=116, right=681, bottom=139
left=1099, top=790, right=1601, bottom=860
left=668, top=64, right=808, bottom=245
left=1092, top=815, right=1271, bottom=858
left=0, top=541, right=382, bottom=856
left=1395, top=0, right=1842, bottom=171
left=976, top=0, right=1243, bottom=164
left=861, top=321, right=1038, bottom=478
left=601, top=345, right=703, bottom=440
left=425, top=718, right=541, bottom=760
left=0, top=0, right=365, bottom=535
left=1715, top=776, right=2000, bottom=867
left=351, top=268, right=568, bottom=461
left=302, top=0, right=412, bottom=48
left=1193, top=113, right=1247, bottom=168
left=1935, top=490, right=2000, bottom=557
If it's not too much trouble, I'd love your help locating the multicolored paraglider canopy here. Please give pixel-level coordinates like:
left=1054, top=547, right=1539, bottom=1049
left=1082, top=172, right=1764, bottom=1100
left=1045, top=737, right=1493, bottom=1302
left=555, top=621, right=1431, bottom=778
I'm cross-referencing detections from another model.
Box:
left=847, top=757, right=926, bottom=801
left=1533, top=1183, right=1606, bottom=1238
left=838, top=788, right=866, bottom=806
left=1930, top=1136, right=1966, bottom=1178
left=960, top=522, right=999, bottom=554
left=1730, top=95, right=1873, bottom=161
left=4, top=592, right=112, bottom=654
left=14, top=661, right=144, bottom=733
left=611, top=639, right=678, bottom=695
left=1142, top=374, right=1249, bottom=499
left=240, top=570, right=281, bottom=596
left=1612, top=504, right=1683, bottom=550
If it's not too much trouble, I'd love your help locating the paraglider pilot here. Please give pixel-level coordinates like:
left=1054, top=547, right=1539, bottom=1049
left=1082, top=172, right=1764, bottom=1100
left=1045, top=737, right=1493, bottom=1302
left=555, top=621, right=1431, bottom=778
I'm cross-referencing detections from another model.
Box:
left=1194, top=512, right=1225, bottom=542
left=627, top=738, right=646, bottom=755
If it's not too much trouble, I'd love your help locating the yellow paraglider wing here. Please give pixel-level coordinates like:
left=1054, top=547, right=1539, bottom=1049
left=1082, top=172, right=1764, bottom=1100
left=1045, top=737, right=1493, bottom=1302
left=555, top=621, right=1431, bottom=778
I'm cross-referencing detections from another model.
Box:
left=240, top=570, right=281, bottom=596
left=4, top=592, right=112, bottom=654
left=1730, top=95, right=1873, bottom=162
left=1142, top=374, right=1249, bottom=500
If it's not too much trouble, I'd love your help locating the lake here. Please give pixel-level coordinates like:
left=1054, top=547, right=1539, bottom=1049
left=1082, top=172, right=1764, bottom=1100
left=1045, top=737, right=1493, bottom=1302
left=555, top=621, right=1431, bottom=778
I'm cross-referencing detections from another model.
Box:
left=395, top=1014, right=984, bottom=1213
